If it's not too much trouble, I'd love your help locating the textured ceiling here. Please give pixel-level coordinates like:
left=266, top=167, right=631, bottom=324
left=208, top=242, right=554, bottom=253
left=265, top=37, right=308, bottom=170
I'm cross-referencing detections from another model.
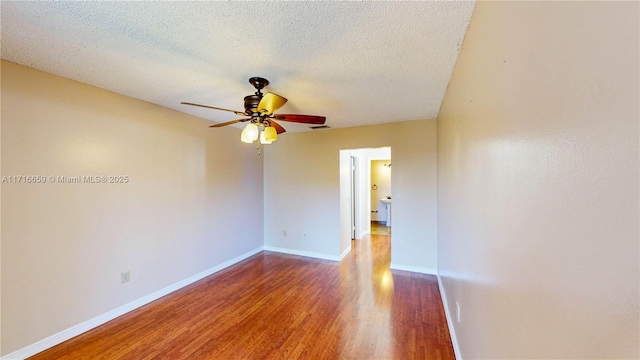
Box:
left=1, top=1, right=475, bottom=132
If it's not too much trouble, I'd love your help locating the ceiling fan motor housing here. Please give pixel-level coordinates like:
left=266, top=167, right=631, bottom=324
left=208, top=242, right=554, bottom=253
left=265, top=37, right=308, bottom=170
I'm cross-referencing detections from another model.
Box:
left=245, top=77, right=269, bottom=114
left=244, top=94, right=261, bottom=114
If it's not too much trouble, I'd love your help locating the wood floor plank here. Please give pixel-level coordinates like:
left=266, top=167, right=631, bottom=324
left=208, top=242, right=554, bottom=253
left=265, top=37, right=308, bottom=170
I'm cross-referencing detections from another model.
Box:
left=28, top=234, right=455, bottom=359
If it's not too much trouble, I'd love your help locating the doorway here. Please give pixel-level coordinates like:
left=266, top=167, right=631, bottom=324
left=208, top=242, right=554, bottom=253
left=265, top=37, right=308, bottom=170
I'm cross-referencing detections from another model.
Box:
left=370, top=158, right=392, bottom=235
left=339, top=147, right=391, bottom=242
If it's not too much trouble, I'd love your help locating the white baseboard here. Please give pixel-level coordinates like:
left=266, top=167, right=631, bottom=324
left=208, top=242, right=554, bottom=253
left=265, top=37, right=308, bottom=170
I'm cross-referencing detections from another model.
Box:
left=1, top=246, right=264, bottom=360
left=389, top=263, right=437, bottom=275
left=339, top=246, right=351, bottom=260
left=437, top=274, right=462, bottom=360
left=264, top=246, right=340, bottom=262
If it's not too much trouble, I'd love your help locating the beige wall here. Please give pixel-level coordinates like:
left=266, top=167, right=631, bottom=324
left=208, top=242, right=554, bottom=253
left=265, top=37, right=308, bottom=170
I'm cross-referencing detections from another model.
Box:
left=437, top=2, right=639, bottom=358
left=263, top=120, right=438, bottom=272
left=1, top=61, right=264, bottom=355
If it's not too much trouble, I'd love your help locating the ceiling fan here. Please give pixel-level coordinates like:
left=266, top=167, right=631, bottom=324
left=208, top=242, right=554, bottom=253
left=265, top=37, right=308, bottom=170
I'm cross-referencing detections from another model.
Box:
left=181, top=77, right=326, bottom=144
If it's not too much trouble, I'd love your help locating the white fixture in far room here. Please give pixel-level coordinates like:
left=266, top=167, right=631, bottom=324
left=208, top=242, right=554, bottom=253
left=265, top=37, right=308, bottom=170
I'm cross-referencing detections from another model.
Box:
left=380, top=198, right=391, bottom=226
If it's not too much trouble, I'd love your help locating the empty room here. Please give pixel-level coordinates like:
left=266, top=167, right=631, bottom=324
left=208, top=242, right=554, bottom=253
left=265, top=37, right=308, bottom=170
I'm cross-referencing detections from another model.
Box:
left=1, top=1, right=638, bottom=359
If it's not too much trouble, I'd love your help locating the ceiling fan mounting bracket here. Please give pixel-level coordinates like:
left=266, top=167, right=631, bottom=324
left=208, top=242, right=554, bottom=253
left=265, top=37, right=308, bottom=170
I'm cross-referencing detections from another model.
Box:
left=249, top=77, right=269, bottom=96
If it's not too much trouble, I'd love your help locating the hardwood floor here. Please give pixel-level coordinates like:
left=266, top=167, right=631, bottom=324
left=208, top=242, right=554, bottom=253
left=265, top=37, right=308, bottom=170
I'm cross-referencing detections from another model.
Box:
left=370, top=222, right=391, bottom=236
left=29, top=234, right=454, bottom=359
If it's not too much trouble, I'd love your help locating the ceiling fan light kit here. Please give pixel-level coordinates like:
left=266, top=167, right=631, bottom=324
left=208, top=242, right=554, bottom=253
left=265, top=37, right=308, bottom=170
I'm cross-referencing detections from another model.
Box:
left=241, top=123, right=259, bottom=143
left=263, top=126, right=277, bottom=142
left=242, top=122, right=277, bottom=145
left=181, top=77, right=326, bottom=150
left=241, top=131, right=252, bottom=144
left=259, top=132, right=272, bottom=145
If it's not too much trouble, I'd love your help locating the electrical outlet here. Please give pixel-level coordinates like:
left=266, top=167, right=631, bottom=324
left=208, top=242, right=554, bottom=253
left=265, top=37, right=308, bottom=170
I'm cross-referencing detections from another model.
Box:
left=121, top=271, right=130, bottom=283
left=283, top=230, right=287, bottom=237
left=456, top=302, right=461, bottom=323
left=303, top=232, right=307, bottom=238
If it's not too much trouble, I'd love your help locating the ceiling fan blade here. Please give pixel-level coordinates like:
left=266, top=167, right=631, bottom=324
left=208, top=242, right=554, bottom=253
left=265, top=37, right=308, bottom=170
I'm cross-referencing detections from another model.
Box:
left=257, top=93, right=288, bottom=115
left=269, top=119, right=287, bottom=134
left=181, top=102, right=247, bottom=116
left=273, top=114, right=326, bottom=125
left=209, top=118, right=250, bottom=128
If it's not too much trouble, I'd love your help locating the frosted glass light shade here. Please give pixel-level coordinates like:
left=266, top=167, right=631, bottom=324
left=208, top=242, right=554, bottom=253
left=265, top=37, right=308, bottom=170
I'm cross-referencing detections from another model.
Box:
left=240, top=127, right=253, bottom=143
left=264, top=126, right=278, bottom=142
left=245, top=123, right=259, bottom=141
left=260, top=132, right=272, bottom=144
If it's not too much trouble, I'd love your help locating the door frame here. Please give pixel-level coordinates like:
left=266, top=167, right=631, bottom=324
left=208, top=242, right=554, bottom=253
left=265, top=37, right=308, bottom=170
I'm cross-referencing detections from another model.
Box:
left=350, top=155, right=359, bottom=240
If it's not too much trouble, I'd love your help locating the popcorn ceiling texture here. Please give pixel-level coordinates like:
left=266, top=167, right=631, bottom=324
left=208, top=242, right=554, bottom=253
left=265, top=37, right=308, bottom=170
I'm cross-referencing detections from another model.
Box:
left=1, top=1, right=475, bottom=132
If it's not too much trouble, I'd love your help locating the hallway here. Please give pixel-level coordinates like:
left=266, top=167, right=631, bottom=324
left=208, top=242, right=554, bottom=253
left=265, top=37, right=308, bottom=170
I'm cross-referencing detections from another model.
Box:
left=30, top=234, right=453, bottom=359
